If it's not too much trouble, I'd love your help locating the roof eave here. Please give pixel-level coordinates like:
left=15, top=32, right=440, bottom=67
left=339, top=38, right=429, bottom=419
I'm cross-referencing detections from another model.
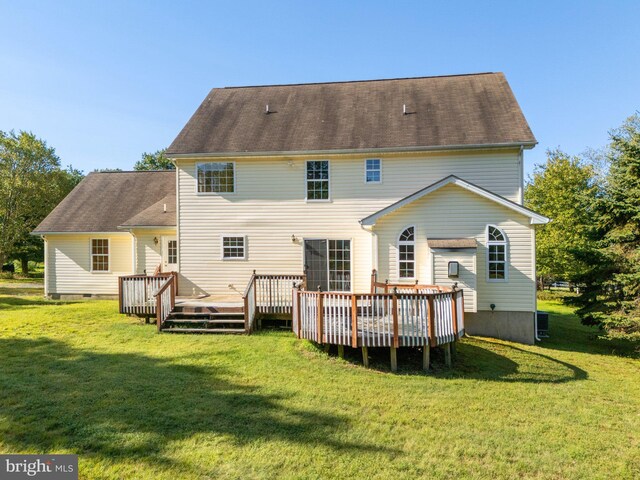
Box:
left=166, top=141, right=537, bottom=159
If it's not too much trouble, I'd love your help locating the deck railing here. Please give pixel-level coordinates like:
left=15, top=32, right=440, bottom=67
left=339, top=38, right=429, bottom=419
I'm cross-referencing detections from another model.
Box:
left=243, top=272, right=305, bottom=332
left=292, top=287, right=464, bottom=348
left=155, top=275, right=176, bottom=331
left=370, top=269, right=449, bottom=294
left=255, top=272, right=306, bottom=314
left=243, top=272, right=257, bottom=332
left=119, top=272, right=178, bottom=316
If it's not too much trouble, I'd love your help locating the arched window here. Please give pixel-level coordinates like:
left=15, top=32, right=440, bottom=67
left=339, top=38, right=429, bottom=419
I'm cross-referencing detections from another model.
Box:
left=398, top=226, right=415, bottom=279
left=487, top=225, right=508, bottom=281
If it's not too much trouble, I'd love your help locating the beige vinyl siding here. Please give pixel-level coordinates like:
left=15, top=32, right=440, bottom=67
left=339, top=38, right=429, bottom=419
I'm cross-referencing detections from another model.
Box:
left=375, top=183, right=535, bottom=312
left=131, top=229, right=176, bottom=274
left=432, top=249, right=477, bottom=312
left=176, top=149, right=523, bottom=298
left=45, top=233, right=134, bottom=295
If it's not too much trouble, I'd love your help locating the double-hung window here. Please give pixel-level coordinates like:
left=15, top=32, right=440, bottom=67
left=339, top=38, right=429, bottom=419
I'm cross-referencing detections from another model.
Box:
left=222, top=236, right=246, bottom=260
left=398, top=226, right=415, bottom=279
left=306, top=160, right=329, bottom=201
left=365, top=159, right=381, bottom=183
left=197, top=162, right=235, bottom=193
left=91, top=239, right=109, bottom=272
left=487, top=225, right=508, bottom=281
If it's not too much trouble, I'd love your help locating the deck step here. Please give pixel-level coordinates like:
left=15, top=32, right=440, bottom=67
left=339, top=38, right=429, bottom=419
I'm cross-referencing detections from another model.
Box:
left=161, top=327, right=246, bottom=334
left=165, top=318, right=245, bottom=325
left=169, top=311, right=245, bottom=318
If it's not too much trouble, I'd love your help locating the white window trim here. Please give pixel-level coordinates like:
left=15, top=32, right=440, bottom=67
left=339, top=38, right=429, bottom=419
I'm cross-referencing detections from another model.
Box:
left=195, top=161, right=237, bottom=195
left=305, top=159, right=331, bottom=202
left=486, top=224, right=508, bottom=283
left=397, top=225, right=416, bottom=281
left=220, top=234, right=247, bottom=261
left=90, top=237, right=111, bottom=273
left=364, top=158, right=382, bottom=184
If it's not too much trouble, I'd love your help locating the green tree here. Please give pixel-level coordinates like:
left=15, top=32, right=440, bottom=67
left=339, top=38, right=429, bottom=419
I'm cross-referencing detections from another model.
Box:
left=134, top=149, right=173, bottom=171
left=524, top=149, right=600, bottom=289
left=0, top=131, right=83, bottom=271
left=578, top=114, right=640, bottom=340
left=10, top=165, right=83, bottom=273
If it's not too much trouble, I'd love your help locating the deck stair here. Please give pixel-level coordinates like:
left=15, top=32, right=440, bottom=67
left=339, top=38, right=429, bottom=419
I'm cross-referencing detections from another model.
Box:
left=161, top=305, right=246, bottom=334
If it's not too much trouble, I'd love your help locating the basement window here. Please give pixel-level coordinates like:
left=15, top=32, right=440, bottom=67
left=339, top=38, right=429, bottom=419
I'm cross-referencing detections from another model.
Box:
left=91, top=238, right=109, bottom=272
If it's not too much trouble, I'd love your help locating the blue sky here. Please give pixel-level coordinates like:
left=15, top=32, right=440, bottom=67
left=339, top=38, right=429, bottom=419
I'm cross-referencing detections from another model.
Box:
left=1, top=1, right=639, bottom=176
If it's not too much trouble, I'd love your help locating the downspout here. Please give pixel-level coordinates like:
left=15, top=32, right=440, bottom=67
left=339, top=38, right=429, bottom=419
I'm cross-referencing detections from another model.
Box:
left=42, top=235, right=48, bottom=297
left=532, top=227, right=541, bottom=342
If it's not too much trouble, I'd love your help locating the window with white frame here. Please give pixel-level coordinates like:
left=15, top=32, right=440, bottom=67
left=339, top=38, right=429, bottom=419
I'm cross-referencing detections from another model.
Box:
left=306, top=160, right=329, bottom=200
left=197, top=162, right=235, bottom=193
left=398, top=226, right=415, bottom=279
left=222, top=236, right=246, bottom=259
left=487, top=225, right=507, bottom=281
left=91, top=239, right=109, bottom=272
left=365, top=158, right=381, bottom=183
left=328, top=239, right=351, bottom=291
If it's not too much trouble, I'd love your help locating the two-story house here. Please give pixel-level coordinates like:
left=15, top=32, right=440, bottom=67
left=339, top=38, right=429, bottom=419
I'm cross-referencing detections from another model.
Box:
left=34, top=72, right=548, bottom=344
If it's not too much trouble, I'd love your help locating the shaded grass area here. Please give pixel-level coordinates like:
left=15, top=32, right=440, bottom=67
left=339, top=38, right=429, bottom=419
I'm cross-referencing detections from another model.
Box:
left=0, top=295, right=638, bottom=479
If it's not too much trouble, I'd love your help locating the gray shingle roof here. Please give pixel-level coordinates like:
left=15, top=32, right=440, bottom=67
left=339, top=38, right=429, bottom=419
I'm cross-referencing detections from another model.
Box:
left=167, top=72, right=536, bottom=155
left=33, top=171, right=176, bottom=233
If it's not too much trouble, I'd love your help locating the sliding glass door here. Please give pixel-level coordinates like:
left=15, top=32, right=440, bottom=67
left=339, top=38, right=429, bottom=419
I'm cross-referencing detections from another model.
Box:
left=304, top=239, right=351, bottom=292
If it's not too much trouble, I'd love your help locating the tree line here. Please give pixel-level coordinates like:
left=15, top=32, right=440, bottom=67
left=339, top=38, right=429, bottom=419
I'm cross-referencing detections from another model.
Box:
left=0, top=130, right=170, bottom=275
left=525, top=114, right=640, bottom=342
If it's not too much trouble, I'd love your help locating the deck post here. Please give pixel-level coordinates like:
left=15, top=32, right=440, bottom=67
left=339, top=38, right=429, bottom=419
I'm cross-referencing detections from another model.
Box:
left=392, top=288, right=399, bottom=349
left=423, top=345, right=430, bottom=371
left=317, top=287, right=324, bottom=344
left=351, top=294, right=358, bottom=348
left=427, top=296, right=436, bottom=347
left=390, top=346, right=398, bottom=372
left=338, top=345, right=344, bottom=359
left=362, top=346, right=369, bottom=368
left=370, top=269, right=377, bottom=294
left=451, top=287, right=459, bottom=338
left=296, top=286, right=302, bottom=339
left=451, top=340, right=457, bottom=359
left=444, top=343, right=452, bottom=368
left=156, top=294, right=162, bottom=333
left=118, top=277, right=123, bottom=314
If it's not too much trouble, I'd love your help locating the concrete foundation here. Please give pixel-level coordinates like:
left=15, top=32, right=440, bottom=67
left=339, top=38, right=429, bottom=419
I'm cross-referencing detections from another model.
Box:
left=465, top=310, right=536, bottom=345
left=49, top=293, right=118, bottom=300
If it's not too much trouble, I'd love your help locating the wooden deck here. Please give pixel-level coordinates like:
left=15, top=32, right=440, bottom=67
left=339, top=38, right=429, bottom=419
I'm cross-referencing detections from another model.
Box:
left=118, top=270, right=464, bottom=370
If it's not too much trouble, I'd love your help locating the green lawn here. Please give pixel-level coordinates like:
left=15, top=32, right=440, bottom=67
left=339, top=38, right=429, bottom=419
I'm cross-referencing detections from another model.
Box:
left=0, top=291, right=638, bottom=479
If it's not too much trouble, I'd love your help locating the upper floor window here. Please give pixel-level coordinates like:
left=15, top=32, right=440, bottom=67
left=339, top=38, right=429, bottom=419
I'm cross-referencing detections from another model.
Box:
left=398, top=226, right=415, bottom=279
left=306, top=160, right=329, bottom=201
left=365, top=159, right=382, bottom=183
left=487, top=225, right=507, bottom=281
left=197, top=162, right=235, bottom=193
left=91, top=238, right=109, bottom=272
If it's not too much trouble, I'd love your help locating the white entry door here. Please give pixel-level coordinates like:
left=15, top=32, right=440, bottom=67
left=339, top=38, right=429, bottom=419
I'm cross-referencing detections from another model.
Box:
left=162, top=236, right=178, bottom=272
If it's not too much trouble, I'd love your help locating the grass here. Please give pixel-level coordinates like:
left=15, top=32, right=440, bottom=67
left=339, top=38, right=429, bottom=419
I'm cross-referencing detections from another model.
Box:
left=0, top=290, right=638, bottom=479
